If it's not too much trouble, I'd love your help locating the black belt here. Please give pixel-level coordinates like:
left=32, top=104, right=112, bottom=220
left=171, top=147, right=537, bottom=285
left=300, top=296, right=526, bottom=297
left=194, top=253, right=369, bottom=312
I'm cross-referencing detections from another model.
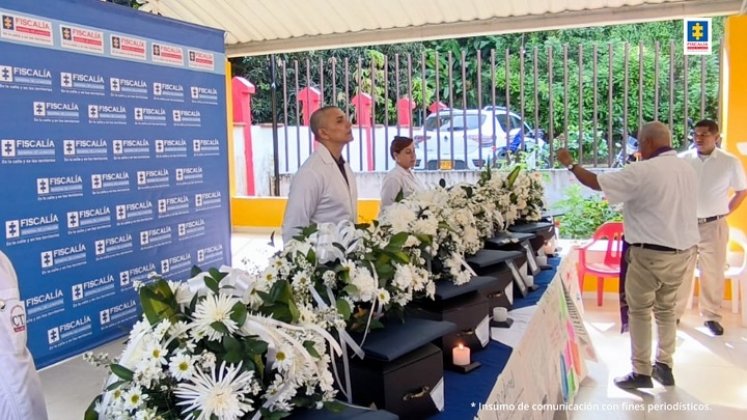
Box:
left=698, top=214, right=726, bottom=224
left=629, top=243, right=683, bottom=253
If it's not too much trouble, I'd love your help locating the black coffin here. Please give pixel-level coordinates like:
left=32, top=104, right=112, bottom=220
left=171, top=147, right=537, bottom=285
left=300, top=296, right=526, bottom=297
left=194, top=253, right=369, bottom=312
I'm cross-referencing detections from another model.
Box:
left=407, top=292, right=490, bottom=357
left=508, top=221, right=555, bottom=251
left=346, top=343, right=444, bottom=420
left=485, top=231, right=541, bottom=279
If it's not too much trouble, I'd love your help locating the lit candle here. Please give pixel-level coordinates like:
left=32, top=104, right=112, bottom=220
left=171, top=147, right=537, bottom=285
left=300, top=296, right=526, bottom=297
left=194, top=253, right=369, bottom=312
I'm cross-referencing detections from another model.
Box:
left=452, top=344, right=470, bottom=366
left=493, top=307, right=508, bottom=322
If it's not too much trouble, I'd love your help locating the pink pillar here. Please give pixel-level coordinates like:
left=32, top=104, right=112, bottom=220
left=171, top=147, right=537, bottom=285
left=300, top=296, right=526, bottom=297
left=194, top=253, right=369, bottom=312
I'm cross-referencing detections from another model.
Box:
left=351, top=93, right=374, bottom=171
left=396, top=96, right=416, bottom=127
left=428, top=101, right=448, bottom=114
left=231, top=77, right=256, bottom=196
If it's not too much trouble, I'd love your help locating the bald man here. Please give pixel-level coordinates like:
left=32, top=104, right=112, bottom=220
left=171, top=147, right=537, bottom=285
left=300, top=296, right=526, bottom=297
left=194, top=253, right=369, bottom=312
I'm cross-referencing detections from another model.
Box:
left=558, top=122, right=698, bottom=389
left=282, top=106, right=358, bottom=244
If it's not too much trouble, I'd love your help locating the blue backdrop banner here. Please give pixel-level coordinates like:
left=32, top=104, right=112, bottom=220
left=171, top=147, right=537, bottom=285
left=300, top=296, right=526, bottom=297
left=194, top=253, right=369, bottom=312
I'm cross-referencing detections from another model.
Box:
left=0, top=0, right=231, bottom=368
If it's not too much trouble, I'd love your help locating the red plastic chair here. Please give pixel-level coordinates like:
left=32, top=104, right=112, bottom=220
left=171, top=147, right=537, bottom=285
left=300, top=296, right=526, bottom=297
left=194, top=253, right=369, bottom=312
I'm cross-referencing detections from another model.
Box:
left=577, top=222, right=624, bottom=306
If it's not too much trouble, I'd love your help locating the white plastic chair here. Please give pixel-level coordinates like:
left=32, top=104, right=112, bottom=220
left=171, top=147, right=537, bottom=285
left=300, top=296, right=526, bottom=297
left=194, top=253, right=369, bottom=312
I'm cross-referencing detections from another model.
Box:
left=686, top=227, right=747, bottom=315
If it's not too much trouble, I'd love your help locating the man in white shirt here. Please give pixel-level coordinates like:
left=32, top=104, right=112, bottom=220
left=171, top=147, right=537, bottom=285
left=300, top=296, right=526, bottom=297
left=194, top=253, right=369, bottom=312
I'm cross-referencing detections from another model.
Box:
left=282, top=106, right=358, bottom=244
left=0, top=251, right=48, bottom=420
left=558, top=122, right=698, bottom=389
left=676, top=119, right=747, bottom=336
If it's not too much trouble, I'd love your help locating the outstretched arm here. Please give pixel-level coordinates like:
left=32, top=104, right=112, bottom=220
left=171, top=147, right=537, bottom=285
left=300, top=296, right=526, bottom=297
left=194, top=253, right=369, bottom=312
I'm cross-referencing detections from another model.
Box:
left=557, top=148, right=602, bottom=191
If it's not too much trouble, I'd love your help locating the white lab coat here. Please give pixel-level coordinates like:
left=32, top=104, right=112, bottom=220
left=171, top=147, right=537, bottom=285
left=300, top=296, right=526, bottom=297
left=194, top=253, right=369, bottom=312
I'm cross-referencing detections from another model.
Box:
left=379, top=164, right=425, bottom=209
left=282, top=146, right=358, bottom=244
left=0, top=251, right=48, bottom=420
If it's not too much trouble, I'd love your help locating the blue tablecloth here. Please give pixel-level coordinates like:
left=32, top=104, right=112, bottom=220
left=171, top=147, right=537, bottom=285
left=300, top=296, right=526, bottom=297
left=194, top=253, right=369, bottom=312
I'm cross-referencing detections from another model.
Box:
left=430, top=257, right=560, bottom=419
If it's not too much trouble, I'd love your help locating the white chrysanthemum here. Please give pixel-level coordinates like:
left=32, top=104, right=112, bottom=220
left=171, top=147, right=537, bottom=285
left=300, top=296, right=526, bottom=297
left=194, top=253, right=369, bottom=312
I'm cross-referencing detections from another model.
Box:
left=145, top=341, right=168, bottom=365
left=129, top=319, right=151, bottom=340
left=376, top=289, right=391, bottom=305
left=297, top=304, right=318, bottom=324
left=321, top=270, right=337, bottom=287
left=291, top=271, right=311, bottom=290
left=191, top=294, right=240, bottom=342
left=175, top=362, right=256, bottom=420
left=169, top=320, right=190, bottom=340
left=381, top=203, right=417, bottom=233
left=392, top=264, right=413, bottom=291
left=134, top=407, right=164, bottom=420
left=349, top=267, right=377, bottom=302
left=123, top=386, right=146, bottom=410
left=169, top=352, right=196, bottom=381
left=271, top=345, right=294, bottom=372
left=200, top=353, right=217, bottom=369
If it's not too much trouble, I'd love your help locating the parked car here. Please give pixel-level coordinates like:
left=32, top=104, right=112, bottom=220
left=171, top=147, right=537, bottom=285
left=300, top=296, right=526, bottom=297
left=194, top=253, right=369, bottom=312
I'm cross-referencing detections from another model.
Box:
left=412, top=108, right=544, bottom=170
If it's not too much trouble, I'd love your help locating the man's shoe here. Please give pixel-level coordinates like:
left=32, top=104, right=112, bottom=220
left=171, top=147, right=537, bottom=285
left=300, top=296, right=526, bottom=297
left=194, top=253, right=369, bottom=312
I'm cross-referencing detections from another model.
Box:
left=614, top=372, right=653, bottom=389
left=704, top=321, right=724, bottom=336
left=652, top=362, right=675, bottom=386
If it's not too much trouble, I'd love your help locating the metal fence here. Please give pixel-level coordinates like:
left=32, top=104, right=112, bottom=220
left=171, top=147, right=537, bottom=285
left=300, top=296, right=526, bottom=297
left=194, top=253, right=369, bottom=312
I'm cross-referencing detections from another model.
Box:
left=260, top=40, right=722, bottom=173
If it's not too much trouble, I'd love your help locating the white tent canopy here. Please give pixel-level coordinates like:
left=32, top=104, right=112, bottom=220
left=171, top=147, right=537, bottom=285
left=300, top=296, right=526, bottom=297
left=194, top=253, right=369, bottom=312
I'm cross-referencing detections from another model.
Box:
left=138, top=0, right=742, bottom=56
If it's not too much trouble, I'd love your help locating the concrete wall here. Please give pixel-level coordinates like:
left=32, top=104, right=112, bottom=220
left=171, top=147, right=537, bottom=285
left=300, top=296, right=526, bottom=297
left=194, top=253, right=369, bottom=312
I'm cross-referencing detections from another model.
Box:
left=234, top=123, right=614, bottom=206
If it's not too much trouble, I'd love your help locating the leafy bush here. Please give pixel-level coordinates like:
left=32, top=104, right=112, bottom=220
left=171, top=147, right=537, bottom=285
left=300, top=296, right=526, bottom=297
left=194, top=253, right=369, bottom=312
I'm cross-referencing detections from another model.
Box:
left=555, top=184, right=622, bottom=238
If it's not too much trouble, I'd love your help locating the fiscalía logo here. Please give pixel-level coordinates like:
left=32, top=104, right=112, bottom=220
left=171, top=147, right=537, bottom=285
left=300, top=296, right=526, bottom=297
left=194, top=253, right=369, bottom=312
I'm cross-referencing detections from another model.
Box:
left=59, top=315, right=92, bottom=333
left=100, top=299, right=137, bottom=325
left=71, top=274, right=114, bottom=301
left=197, top=244, right=224, bottom=263
left=6, top=213, right=58, bottom=239
left=191, top=86, right=218, bottom=99
left=26, top=288, right=63, bottom=307
left=110, top=77, right=147, bottom=91
left=7, top=65, right=52, bottom=81
left=684, top=18, right=712, bottom=55
left=61, top=72, right=104, bottom=88
left=18, top=213, right=58, bottom=228
left=41, top=243, right=85, bottom=268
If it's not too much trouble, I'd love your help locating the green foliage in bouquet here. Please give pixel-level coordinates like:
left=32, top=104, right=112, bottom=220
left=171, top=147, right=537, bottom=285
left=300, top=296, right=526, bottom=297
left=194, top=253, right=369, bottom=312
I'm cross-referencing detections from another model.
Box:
left=264, top=221, right=435, bottom=335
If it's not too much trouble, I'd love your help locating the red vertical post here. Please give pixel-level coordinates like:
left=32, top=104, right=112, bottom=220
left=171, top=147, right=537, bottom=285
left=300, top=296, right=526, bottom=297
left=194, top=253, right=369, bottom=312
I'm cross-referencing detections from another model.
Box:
left=428, top=101, right=448, bottom=114
left=351, top=93, right=374, bottom=171
left=397, top=96, right=416, bottom=127
left=232, top=76, right=256, bottom=196
left=298, top=87, right=322, bottom=151
left=297, top=86, right=322, bottom=126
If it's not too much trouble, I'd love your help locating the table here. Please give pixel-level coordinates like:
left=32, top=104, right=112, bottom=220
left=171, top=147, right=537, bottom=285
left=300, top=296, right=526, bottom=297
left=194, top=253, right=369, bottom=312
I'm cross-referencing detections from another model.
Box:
left=430, top=255, right=596, bottom=419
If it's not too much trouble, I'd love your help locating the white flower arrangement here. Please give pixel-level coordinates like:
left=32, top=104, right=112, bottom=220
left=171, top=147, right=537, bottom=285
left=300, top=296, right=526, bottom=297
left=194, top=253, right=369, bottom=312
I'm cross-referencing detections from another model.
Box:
left=262, top=220, right=435, bottom=334
left=87, top=267, right=339, bottom=420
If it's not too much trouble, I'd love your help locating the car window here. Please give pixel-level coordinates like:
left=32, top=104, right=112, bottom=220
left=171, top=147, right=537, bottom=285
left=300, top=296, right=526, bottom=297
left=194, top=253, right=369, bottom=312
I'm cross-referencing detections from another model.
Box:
left=424, top=114, right=485, bottom=130
left=509, top=115, right=523, bottom=131
left=447, top=114, right=485, bottom=130
left=486, top=112, right=508, bottom=132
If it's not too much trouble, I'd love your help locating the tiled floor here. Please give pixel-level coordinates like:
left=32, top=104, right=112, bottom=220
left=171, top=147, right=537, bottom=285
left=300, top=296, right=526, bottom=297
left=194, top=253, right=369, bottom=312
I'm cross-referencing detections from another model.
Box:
left=572, top=296, right=747, bottom=420
left=36, top=231, right=747, bottom=419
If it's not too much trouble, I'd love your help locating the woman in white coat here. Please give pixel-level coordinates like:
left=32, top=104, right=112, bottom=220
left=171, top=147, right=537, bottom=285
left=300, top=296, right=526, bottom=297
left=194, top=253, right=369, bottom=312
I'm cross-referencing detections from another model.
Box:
left=380, top=136, right=424, bottom=209
left=0, top=251, right=48, bottom=420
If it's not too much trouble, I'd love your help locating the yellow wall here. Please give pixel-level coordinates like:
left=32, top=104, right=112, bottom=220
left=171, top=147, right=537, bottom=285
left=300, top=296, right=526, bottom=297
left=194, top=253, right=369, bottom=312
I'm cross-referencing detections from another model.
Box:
left=724, top=17, right=747, bottom=240
left=230, top=197, right=381, bottom=228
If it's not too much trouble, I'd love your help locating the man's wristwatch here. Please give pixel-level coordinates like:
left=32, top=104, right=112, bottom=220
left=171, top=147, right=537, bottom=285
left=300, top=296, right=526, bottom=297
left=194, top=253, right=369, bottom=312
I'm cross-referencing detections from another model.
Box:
left=566, top=163, right=576, bottom=171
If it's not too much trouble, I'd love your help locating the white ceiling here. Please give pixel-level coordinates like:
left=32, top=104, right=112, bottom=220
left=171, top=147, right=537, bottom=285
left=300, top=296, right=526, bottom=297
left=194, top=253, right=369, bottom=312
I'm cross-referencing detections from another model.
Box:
left=138, top=0, right=742, bottom=56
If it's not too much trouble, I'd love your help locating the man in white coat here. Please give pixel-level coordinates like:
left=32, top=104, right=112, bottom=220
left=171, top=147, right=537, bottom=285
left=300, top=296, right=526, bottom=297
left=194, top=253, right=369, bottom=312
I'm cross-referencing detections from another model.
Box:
left=0, top=251, right=48, bottom=419
left=282, top=106, right=358, bottom=244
